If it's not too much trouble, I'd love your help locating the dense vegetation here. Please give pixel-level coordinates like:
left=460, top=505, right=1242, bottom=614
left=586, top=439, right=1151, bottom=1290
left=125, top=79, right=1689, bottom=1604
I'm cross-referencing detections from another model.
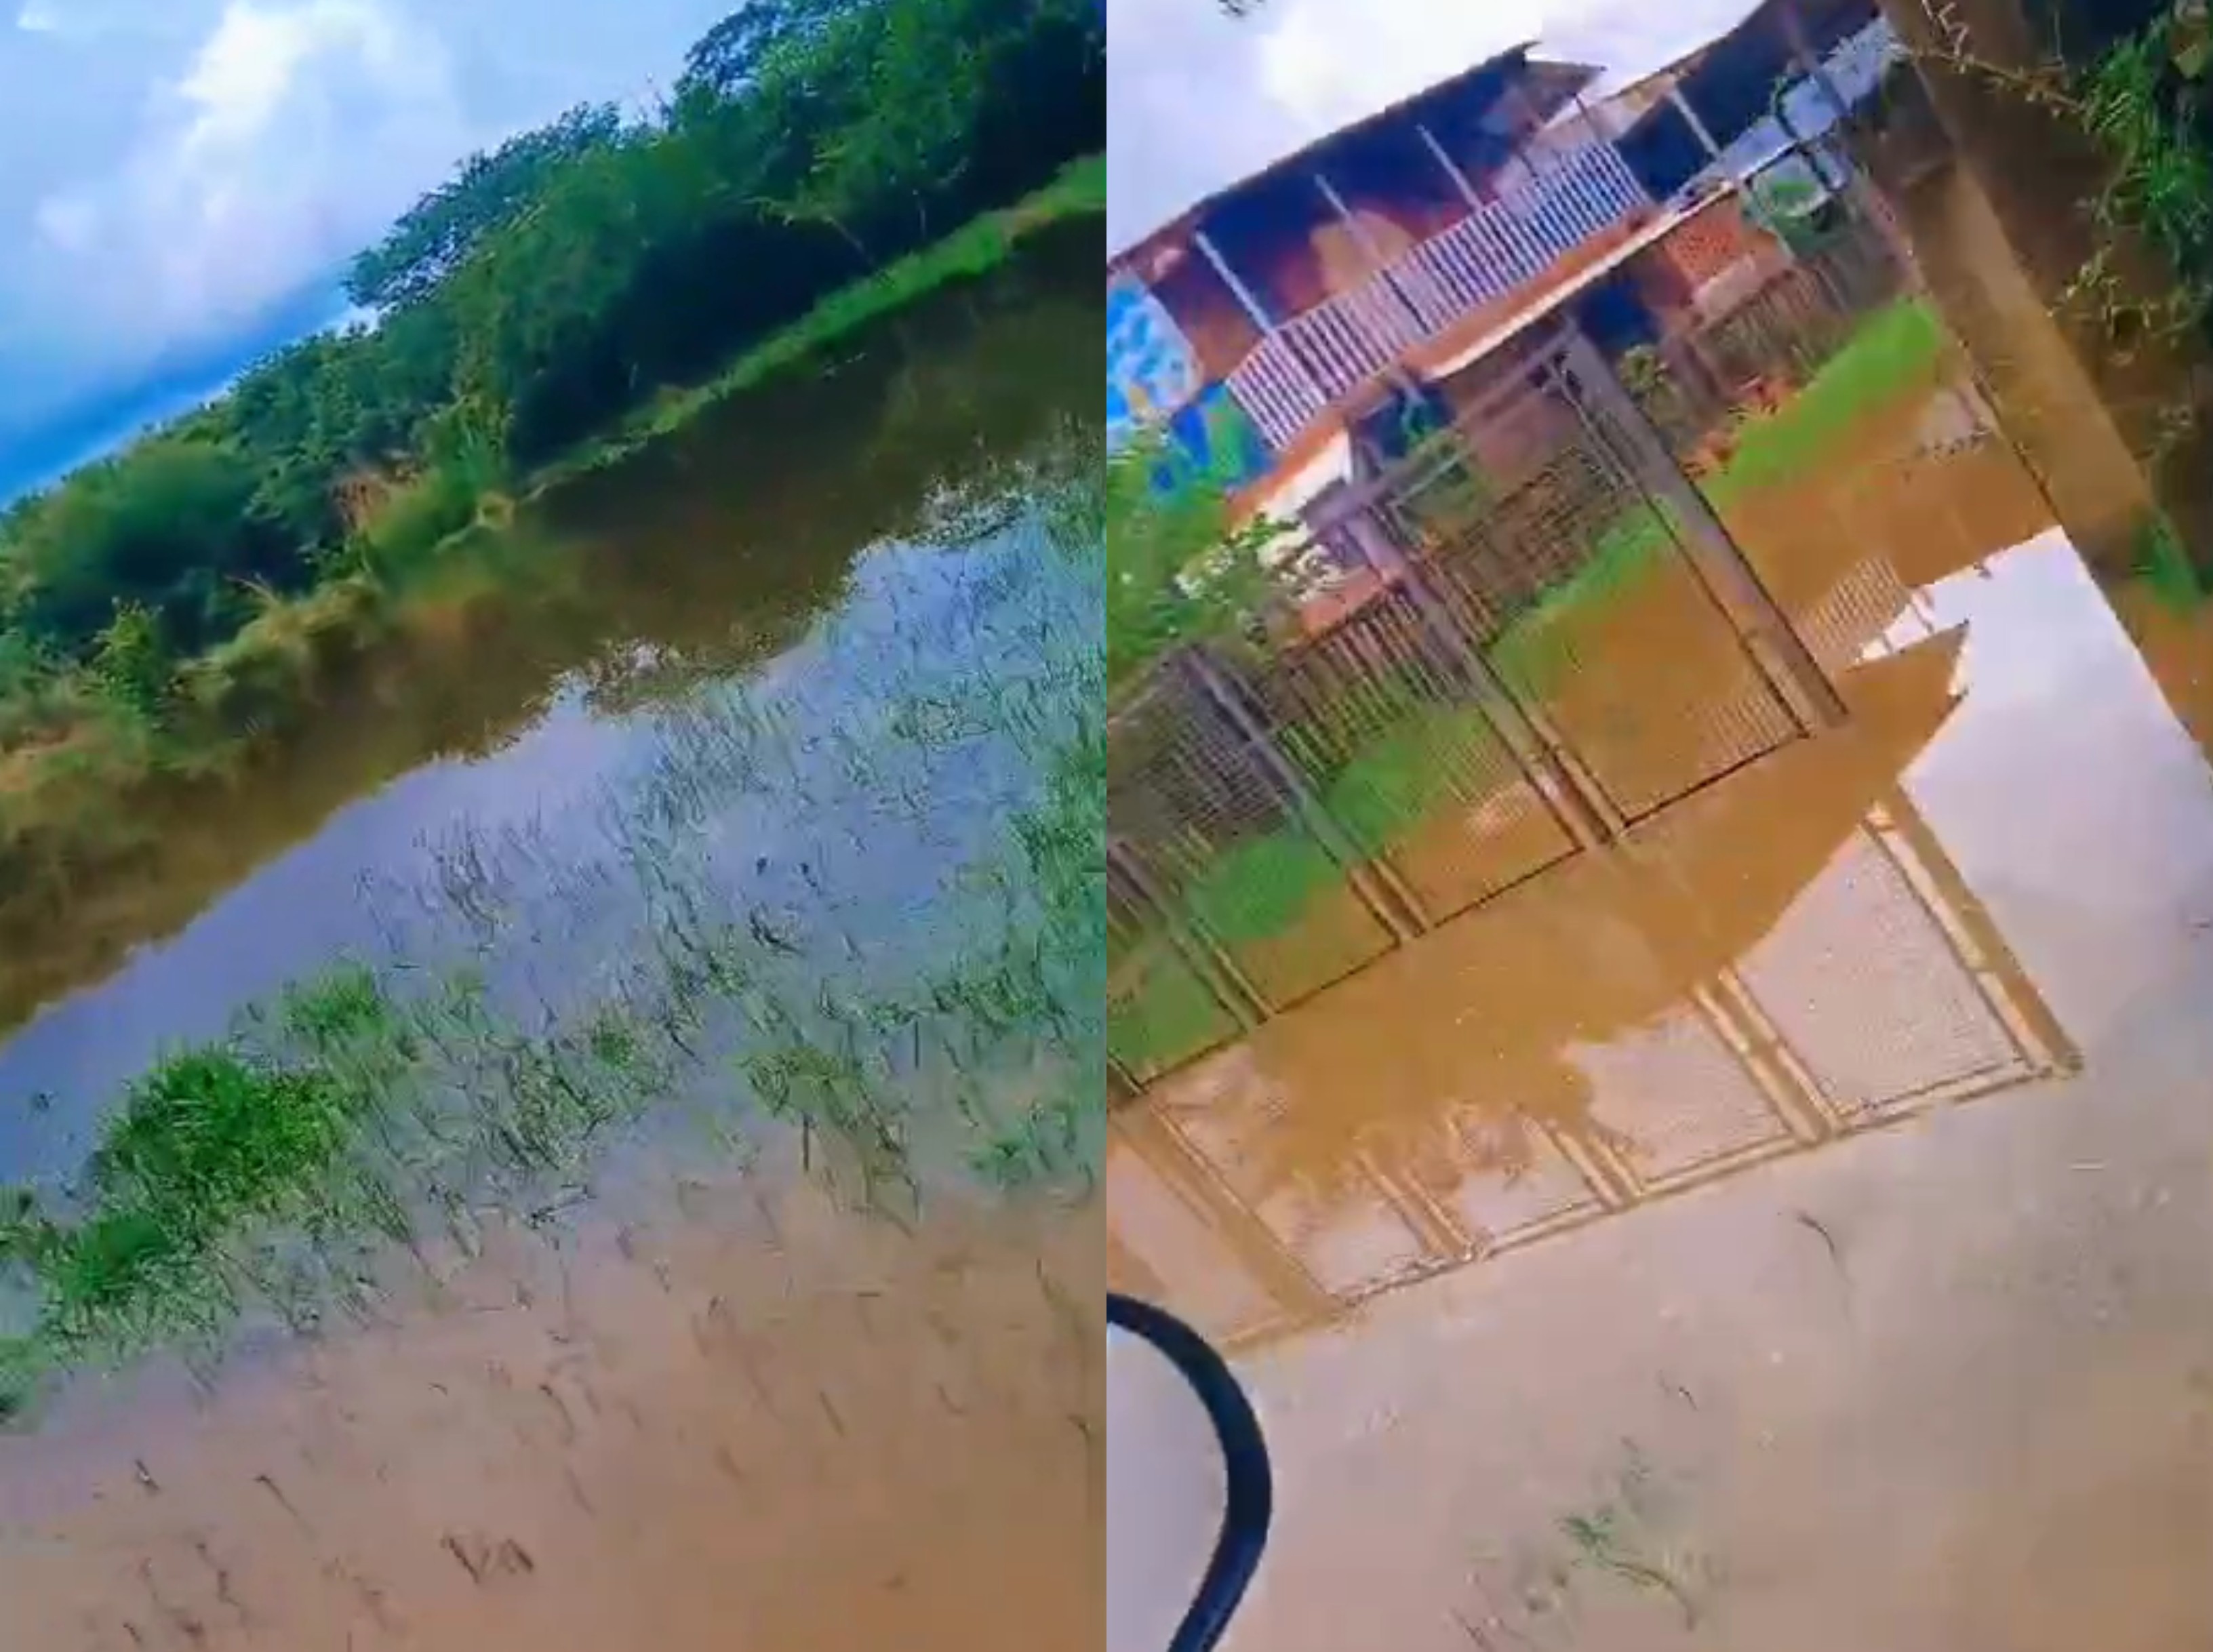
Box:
left=0, top=0, right=1102, bottom=757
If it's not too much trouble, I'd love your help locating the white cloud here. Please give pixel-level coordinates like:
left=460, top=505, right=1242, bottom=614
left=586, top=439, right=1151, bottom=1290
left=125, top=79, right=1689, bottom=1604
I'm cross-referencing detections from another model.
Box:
left=1109, top=0, right=1763, bottom=249
left=18, top=0, right=475, bottom=363
left=14, top=0, right=178, bottom=40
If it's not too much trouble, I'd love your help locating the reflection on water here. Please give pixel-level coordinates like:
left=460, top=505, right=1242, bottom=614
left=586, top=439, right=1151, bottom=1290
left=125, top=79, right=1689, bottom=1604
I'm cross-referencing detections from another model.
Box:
left=1112, top=367, right=2213, bottom=1649
left=0, top=228, right=1102, bottom=1170
left=1111, top=623, right=2075, bottom=1347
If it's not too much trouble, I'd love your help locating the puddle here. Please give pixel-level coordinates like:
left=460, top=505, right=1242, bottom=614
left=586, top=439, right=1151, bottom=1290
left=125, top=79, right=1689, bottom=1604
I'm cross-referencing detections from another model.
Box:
left=1113, top=397, right=2213, bottom=1649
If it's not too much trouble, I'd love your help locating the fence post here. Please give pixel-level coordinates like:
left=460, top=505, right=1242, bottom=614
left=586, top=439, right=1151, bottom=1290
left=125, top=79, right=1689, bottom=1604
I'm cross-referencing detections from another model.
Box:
left=1109, top=839, right=1271, bottom=1030
left=1174, top=647, right=1431, bottom=942
left=1553, top=327, right=1850, bottom=731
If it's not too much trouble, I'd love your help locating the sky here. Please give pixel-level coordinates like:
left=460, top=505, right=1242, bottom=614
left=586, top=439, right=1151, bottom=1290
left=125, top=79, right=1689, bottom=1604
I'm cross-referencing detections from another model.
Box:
left=0, top=0, right=736, bottom=492
left=0, top=0, right=1793, bottom=491
left=1106, top=0, right=1770, bottom=250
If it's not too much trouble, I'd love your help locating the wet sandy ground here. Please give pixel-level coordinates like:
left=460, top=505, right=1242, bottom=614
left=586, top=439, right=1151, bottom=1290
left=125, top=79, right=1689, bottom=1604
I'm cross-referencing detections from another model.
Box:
left=0, top=1173, right=1102, bottom=1649
left=1114, top=415, right=2213, bottom=1646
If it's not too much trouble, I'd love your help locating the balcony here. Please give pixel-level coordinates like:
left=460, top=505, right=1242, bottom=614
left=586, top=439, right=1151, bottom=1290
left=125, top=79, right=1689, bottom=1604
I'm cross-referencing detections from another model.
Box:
left=1222, top=142, right=1650, bottom=454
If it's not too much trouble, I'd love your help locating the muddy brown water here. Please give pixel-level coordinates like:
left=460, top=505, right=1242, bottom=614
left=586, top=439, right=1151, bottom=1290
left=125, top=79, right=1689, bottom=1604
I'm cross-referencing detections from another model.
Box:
left=0, top=226, right=1100, bottom=1181
left=0, top=231, right=1106, bottom=1647
left=0, top=1168, right=1102, bottom=1649
left=1115, top=376, right=2213, bottom=1649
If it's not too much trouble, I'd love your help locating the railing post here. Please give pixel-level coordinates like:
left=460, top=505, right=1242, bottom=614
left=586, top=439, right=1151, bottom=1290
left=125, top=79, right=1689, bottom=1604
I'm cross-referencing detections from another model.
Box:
left=1312, top=169, right=1434, bottom=346
left=1193, top=226, right=1277, bottom=336
left=1414, top=121, right=1486, bottom=211
left=1553, top=326, right=1850, bottom=731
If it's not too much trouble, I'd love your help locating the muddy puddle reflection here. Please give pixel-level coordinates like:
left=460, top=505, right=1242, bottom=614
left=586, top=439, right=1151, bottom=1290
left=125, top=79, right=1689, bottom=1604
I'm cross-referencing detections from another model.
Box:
left=1114, top=374, right=2213, bottom=1649
left=0, top=1171, right=1101, bottom=1649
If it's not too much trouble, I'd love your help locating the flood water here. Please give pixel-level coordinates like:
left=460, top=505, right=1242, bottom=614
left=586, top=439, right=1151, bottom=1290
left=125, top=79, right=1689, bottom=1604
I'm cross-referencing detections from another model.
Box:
left=0, top=225, right=1100, bottom=1177
left=1113, top=356, right=2213, bottom=1648
left=0, top=228, right=1106, bottom=1647
left=15, top=206, right=2213, bottom=1649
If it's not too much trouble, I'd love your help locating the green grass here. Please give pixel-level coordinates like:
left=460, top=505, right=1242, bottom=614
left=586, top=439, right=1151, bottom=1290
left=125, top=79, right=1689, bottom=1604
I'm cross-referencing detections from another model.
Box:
left=1108, top=700, right=1501, bottom=1072
left=1707, top=297, right=1948, bottom=500
left=1110, top=948, right=1237, bottom=1077
left=541, top=155, right=1106, bottom=487
left=2131, top=508, right=2206, bottom=612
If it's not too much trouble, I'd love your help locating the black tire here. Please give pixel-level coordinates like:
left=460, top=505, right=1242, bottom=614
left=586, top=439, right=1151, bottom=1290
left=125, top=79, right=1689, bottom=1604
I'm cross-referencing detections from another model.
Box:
left=1109, top=1291, right=1273, bottom=1652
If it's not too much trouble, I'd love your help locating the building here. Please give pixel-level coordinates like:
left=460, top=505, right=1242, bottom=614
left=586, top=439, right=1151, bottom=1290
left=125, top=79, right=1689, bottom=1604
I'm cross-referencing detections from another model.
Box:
left=1106, top=47, right=1652, bottom=503
left=1106, top=3, right=1904, bottom=554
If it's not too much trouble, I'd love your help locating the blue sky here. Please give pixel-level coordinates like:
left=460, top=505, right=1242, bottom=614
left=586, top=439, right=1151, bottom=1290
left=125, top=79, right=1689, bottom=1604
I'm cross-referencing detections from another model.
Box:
left=0, top=0, right=736, bottom=497
left=1107, top=0, right=1766, bottom=250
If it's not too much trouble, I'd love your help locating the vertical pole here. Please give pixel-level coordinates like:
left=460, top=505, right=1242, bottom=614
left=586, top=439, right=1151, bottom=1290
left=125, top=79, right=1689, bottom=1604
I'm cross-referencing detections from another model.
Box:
left=1192, top=225, right=1275, bottom=334
left=1415, top=120, right=1486, bottom=209
left=1313, top=169, right=1433, bottom=339
left=1195, top=224, right=1336, bottom=416
left=1176, top=647, right=1432, bottom=942
left=1553, top=326, right=1849, bottom=729
left=1667, top=84, right=1728, bottom=167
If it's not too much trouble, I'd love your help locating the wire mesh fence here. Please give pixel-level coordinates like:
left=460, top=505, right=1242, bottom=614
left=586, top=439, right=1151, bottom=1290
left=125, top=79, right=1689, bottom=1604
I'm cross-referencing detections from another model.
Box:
left=1108, top=331, right=1831, bottom=1083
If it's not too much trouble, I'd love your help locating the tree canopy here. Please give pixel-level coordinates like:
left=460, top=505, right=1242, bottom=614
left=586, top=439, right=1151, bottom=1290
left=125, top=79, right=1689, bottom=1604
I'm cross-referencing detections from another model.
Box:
left=0, top=0, right=1104, bottom=696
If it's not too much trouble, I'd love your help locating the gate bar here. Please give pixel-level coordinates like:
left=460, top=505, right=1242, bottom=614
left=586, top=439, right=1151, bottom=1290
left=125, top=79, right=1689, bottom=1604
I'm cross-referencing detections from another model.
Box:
left=1554, top=327, right=1850, bottom=731
left=1109, top=839, right=1271, bottom=1030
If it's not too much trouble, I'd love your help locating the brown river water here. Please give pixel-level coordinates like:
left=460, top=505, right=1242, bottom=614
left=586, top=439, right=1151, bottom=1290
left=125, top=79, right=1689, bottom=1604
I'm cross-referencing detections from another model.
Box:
left=0, top=232, right=1107, bottom=1647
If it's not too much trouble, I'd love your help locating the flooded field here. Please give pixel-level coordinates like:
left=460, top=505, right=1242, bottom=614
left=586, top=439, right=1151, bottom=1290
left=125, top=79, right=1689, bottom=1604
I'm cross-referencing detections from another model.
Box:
left=0, top=230, right=1106, bottom=1644
left=1112, top=350, right=2213, bottom=1647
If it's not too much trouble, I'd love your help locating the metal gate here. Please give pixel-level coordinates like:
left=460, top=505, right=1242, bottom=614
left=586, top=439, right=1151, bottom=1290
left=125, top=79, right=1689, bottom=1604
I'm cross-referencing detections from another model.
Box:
left=1107, top=327, right=1844, bottom=1087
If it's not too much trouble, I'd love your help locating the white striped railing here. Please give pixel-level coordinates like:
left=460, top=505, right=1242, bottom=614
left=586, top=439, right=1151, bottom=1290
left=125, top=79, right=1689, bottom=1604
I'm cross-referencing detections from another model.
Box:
left=1224, top=140, right=1649, bottom=452
left=1224, top=333, right=1330, bottom=453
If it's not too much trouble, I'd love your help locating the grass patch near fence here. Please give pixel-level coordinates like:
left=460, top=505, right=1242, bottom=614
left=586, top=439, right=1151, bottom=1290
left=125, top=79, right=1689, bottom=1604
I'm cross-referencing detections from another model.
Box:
left=1706, top=296, right=1949, bottom=500
left=1109, top=702, right=1500, bottom=1072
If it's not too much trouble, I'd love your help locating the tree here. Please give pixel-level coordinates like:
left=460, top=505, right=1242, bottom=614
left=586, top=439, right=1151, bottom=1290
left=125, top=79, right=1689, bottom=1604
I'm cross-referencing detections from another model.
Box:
left=346, top=104, right=626, bottom=311
left=677, top=0, right=860, bottom=99
left=0, top=0, right=1107, bottom=699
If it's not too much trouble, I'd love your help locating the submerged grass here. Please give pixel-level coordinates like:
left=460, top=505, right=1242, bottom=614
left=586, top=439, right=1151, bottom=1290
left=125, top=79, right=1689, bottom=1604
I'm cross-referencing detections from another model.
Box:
left=542, top=155, right=1106, bottom=487
left=1707, top=296, right=1949, bottom=499
left=0, top=424, right=1106, bottom=1421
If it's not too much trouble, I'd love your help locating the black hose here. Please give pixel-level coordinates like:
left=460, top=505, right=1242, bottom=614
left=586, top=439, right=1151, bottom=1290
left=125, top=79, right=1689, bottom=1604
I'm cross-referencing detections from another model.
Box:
left=1109, top=1291, right=1273, bottom=1652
